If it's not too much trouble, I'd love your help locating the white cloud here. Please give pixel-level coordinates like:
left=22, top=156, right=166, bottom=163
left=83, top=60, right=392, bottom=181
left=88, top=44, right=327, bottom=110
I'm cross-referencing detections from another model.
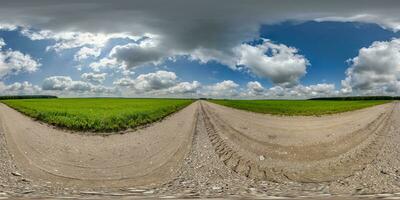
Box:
left=265, top=83, right=337, bottom=98
left=235, top=40, right=309, bottom=87
left=1, top=1, right=400, bottom=83
left=3, top=1, right=400, bottom=98
left=114, top=70, right=177, bottom=92
left=190, top=47, right=237, bottom=69
left=133, top=70, right=177, bottom=92
left=0, top=39, right=41, bottom=78
left=113, top=70, right=201, bottom=96
left=0, top=38, right=5, bottom=48
left=315, top=14, right=400, bottom=32
left=91, top=37, right=169, bottom=72
left=204, top=80, right=239, bottom=97
left=74, top=46, right=101, bottom=61
left=246, top=81, right=265, bottom=96
left=21, top=29, right=141, bottom=62
left=89, top=57, right=120, bottom=72
left=341, top=38, right=400, bottom=95
left=21, top=29, right=139, bottom=51
left=80, top=72, right=106, bottom=84
left=0, top=81, right=41, bottom=95
left=0, top=23, right=17, bottom=31
left=165, top=81, right=201, bottom=94
left=42, top=76, right=116, bottom=94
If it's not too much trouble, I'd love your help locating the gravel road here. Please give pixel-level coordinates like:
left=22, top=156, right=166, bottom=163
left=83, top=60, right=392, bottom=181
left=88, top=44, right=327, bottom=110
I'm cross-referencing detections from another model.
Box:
left=1, top=100, right=400, bottom=199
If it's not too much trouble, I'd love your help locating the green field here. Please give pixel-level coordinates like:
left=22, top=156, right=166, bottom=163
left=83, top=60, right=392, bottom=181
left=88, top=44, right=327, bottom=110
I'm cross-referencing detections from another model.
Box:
left=1, top=98, right=194, bottom=133
left=209, top=100, right=390, bottom=116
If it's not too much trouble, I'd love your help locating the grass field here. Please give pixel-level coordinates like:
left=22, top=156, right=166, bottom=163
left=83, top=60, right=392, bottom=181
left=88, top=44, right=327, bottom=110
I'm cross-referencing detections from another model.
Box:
left=1, top=98, right=194, bottom=133
left=209, top=100, right=390, bottom=116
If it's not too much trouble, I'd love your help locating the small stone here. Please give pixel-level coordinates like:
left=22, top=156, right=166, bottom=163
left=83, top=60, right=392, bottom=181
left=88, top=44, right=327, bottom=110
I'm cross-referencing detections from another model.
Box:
left=143, top=190, right=155, bottom=194
left=212, top=186, right=221, bottom=190
left=20, top=178, right=31, bottom=182
left=259, top=155, right=265, bottom=161
left=21, top=190, right=34, bottom=194
left=80, top=191, right=103, bottom=195
left=127, top=189, right=146, bottom=193
left=11, top=172, right=21, bottom=177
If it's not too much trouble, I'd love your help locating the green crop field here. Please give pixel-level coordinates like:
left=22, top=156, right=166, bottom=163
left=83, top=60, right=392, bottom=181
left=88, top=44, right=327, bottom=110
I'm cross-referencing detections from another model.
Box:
left=1, top=98, right=194, bottom=133
left=209, top=100, right=390, bottom=116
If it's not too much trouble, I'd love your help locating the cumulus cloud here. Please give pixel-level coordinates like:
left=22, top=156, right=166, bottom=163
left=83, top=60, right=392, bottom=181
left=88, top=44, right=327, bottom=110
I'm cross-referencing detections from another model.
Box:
left=265, top=83, right=337, bottom=98
left=2, top=1, right=400, bottom=85
left=241, top=81, right=337, bottom=98
left=81, top=72, right=106, bottom=84
left=0, top=23, right=17, bottom=31
left=341, top=38, right=400, bottom=95
left=0, top=38, right=5, bottom=49
left=129, top=70, right=177, bottom=92
left=3, top=1, right=400, bottom=97
left=0, top=81, right=41, bottom=95
left=113, top=70, right=201, bottom=96
left=74, top=46, right=101, bottom=61
left=235, top=40, right=309, bottom=87
left=204, top=80, right=239, bottom=97
left=21, top=29, right=141, bottom=62
left=246, top=81, right=265, bottom=96
left=89, top=57, right=120, bottom=72
left=165, top=81, right=201, bottom=95
left=315, top=14, right=400, bottom=32
left=89, top=36, right=172, bottom=72
left=113, top=70, right=177, bottom=92
left=42, top=76, right=116, bottom=94
left=108, top=38, right=167, bottom=69
left=0, top=39, right=41, bottom=78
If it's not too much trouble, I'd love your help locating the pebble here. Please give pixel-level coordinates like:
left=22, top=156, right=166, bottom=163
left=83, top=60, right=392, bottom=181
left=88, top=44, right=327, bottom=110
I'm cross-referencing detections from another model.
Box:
left=127, top=189, right=147, bottom=193
left=212, top=186, right=221, bottom=190
left=21, top=190, right=34, bottom=194
left=143, top=190, right=155, bottom=194
left=11, top=172, right=21, bottom=177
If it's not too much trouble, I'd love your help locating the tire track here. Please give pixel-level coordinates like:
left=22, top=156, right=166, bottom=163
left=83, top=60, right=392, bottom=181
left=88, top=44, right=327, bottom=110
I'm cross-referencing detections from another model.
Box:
left=200, top=101, right=396, bottom=183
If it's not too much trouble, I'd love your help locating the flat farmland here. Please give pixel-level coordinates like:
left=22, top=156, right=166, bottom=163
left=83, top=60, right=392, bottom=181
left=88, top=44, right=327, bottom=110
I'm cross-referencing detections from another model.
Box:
left=209, top=99, right=390, bottom=116
left=1, top=98, right=194, bottom=132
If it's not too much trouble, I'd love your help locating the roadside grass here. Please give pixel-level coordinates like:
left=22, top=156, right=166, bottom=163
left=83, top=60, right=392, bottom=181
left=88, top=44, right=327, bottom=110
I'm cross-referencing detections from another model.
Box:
left=1, top=98, right=194, bottom=133
left=209, top=100, right=391, bottom=116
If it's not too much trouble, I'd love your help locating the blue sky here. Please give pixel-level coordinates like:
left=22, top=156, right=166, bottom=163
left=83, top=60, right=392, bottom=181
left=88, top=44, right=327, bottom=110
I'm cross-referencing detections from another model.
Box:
left=1, top=1, right=400, bottom=98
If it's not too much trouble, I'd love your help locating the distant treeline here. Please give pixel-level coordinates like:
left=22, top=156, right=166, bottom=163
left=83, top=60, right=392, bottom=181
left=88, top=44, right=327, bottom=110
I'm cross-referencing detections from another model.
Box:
left=309, top=96, right=400, bottom=101
left=0, top=95, right=58, bottom=100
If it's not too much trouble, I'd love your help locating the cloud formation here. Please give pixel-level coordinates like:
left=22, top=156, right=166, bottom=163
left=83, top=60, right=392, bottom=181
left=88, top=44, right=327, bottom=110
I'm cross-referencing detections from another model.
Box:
left=1, top=1, right=399, bottom=86
left=42, top=76, right=116, bottom=95
left=0, top=38, right=41, bottom=78
left=235, top=40, right=309, bottom=87
left=81, top=72, right=107, bottom=84
left=2, top=1, right=400, bottom=97
left=0, top=81, right=41, bottom=95
left=341, top=38, right=400, bottom=95
left=113, top=70, right=201, bottom=96
left=204, top=80, right=240, bottom=97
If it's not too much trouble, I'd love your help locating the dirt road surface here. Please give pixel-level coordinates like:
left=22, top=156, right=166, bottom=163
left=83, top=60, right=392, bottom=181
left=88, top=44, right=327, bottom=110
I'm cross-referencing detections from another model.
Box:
left=1, top=100, right=400, bottom=199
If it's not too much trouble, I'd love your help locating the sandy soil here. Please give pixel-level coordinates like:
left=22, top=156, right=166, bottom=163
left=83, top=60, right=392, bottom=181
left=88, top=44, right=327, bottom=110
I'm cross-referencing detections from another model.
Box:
left=1, top=100, right=400, bottom=199
left=0, top=102, right=198, bottom=188
left=200, top=101, right=394, bottom=182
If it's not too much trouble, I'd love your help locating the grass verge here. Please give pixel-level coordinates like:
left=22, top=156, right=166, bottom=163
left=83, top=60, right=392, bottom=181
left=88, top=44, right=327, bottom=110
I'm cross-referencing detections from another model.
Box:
left=1, top=98, right=194, bottom=133
left=209, top=100, right=390, bottom=116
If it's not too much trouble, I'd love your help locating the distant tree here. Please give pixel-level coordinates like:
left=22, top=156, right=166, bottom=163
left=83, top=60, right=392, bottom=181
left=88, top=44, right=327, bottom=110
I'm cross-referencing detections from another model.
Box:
left=0, top=95, right=58, bottom=100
